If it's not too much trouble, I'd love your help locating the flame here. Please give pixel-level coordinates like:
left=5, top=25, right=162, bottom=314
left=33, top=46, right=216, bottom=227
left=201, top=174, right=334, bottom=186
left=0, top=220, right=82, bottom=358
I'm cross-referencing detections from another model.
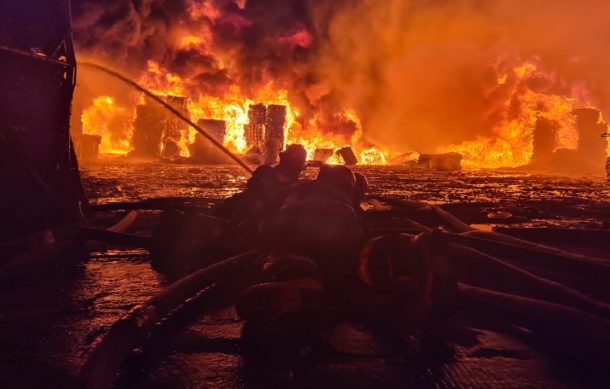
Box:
left=81, top=96, right=133, bottom=155
left=83, top=57, right=590, bottom=168
left=360, top=148, right=387, bottom=165
left=129, top=61, right=387, bottom=164
left=439, top=60, right=585, bottom=168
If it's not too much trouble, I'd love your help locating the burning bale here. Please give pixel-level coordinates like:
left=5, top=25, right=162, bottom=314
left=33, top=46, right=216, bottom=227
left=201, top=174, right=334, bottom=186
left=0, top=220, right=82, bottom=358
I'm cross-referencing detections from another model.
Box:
left=312, top=148, right=334, bottom=163
left=131, top=103, right=164, bottom=158
left=161, top=96, right=189, bottom=158
left=131, top=96, right=189, bottom=159
left=73, top=134, right=101, bottom=161
left=418, top=152, right=463, bottom=171
left=336, top=146, right=358, bottom=165
left=531, top=117, right=559, bottom=163
left=71, top=100, right=101, bottom=161
left=189, top=119, right=231, bottom=164
left=243, top=103, right=288, bottom=165
left=244, top=103, right=266, bottom=152
left=524, top=108, right=608, bottom=174
left=574, top=108, right=608, bottom=161
left=264, top=105, right=286, bottom=164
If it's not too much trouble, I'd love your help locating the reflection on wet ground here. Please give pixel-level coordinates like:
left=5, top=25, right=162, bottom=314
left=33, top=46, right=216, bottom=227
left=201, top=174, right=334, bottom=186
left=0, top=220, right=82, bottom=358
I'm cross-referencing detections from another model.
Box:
left=2, top=163, right=609, bottom=387
left=83, top=162, right=610, bottom=228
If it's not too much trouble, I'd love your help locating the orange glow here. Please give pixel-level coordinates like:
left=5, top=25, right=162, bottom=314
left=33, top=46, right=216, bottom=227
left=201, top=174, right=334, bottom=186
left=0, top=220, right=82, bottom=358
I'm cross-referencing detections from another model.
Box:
left=74, top=0, right=610, bottom=171
left=439, top=61, right=585, bottom=168
left=123, top=61, right=386, bottom=164
left=82, top=96, right=133, bottom=155
left=360, top=148, right=387, bottom=165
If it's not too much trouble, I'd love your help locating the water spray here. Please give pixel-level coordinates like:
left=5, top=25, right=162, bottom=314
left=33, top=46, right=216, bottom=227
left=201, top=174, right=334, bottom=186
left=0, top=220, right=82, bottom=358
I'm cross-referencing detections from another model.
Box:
left=79, top=62, right=254, bottom=175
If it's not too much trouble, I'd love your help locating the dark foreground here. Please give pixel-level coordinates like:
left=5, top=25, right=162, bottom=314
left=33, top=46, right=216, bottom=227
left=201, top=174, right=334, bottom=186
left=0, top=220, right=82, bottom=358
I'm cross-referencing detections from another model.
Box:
left=1, top=163, right=609, bottom=388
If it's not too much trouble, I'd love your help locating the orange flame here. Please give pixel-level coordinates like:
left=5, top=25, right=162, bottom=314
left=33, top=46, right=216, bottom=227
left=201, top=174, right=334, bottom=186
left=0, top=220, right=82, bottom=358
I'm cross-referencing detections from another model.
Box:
left=131, top=61, right=386, bottom=164
left=438, top=61, right=585, bottom=168
left=81, top=96, right=133, bottom=155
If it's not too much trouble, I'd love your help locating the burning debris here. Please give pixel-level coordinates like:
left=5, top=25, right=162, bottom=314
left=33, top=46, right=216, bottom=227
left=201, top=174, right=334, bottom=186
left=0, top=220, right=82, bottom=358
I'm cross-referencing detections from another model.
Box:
left=264, top=105, right=287, bottom=164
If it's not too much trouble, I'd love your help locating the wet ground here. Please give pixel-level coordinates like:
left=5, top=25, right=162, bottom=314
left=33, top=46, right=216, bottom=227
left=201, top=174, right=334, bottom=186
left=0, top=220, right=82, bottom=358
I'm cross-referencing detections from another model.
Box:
left=2, top=163, right=610, bottom=388
left=81, top=163, right=610, bottom=229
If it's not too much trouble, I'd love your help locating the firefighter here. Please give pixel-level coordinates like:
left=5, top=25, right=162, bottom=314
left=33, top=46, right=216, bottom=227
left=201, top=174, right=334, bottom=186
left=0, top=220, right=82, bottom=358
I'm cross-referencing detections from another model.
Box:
left=216, top=144, right=307, bottom=225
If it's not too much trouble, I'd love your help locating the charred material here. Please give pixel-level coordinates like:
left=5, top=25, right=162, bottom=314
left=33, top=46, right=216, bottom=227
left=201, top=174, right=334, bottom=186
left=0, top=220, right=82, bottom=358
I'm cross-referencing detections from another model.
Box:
left=418, top=152, right=462, bottom=171
left=132, top=103, right=164, bottom=158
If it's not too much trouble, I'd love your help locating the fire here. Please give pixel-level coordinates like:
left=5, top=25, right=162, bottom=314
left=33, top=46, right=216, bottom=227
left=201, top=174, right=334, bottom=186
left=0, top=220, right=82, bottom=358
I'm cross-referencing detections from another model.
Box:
left=81, top=96, right=133, bottom=155
left=360, top=148, right=387, bottom=165
left=81, top=56, right=591, bottom=169
left=110, top=60, right=388, bottom=164
left=73, top=1, right=610, bottom=171
left=439, top=60, right=585, bottom=168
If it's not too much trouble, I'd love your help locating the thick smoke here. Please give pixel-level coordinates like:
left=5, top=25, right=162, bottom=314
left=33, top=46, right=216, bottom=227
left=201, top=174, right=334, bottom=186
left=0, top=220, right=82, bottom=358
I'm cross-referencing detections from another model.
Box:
left=71, top=0, right=610, bottom=155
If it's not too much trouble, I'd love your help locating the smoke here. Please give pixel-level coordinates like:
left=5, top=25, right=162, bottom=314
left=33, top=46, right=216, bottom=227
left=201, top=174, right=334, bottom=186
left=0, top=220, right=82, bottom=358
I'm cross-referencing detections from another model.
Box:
left=71, top=0, right=610, bottom=156
left=311, top=0, right=610, bottom=153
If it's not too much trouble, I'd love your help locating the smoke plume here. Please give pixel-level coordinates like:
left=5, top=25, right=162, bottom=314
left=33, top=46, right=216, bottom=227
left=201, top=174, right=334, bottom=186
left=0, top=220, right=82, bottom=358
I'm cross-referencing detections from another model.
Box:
left=71, top=0, right=610, bottom=162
